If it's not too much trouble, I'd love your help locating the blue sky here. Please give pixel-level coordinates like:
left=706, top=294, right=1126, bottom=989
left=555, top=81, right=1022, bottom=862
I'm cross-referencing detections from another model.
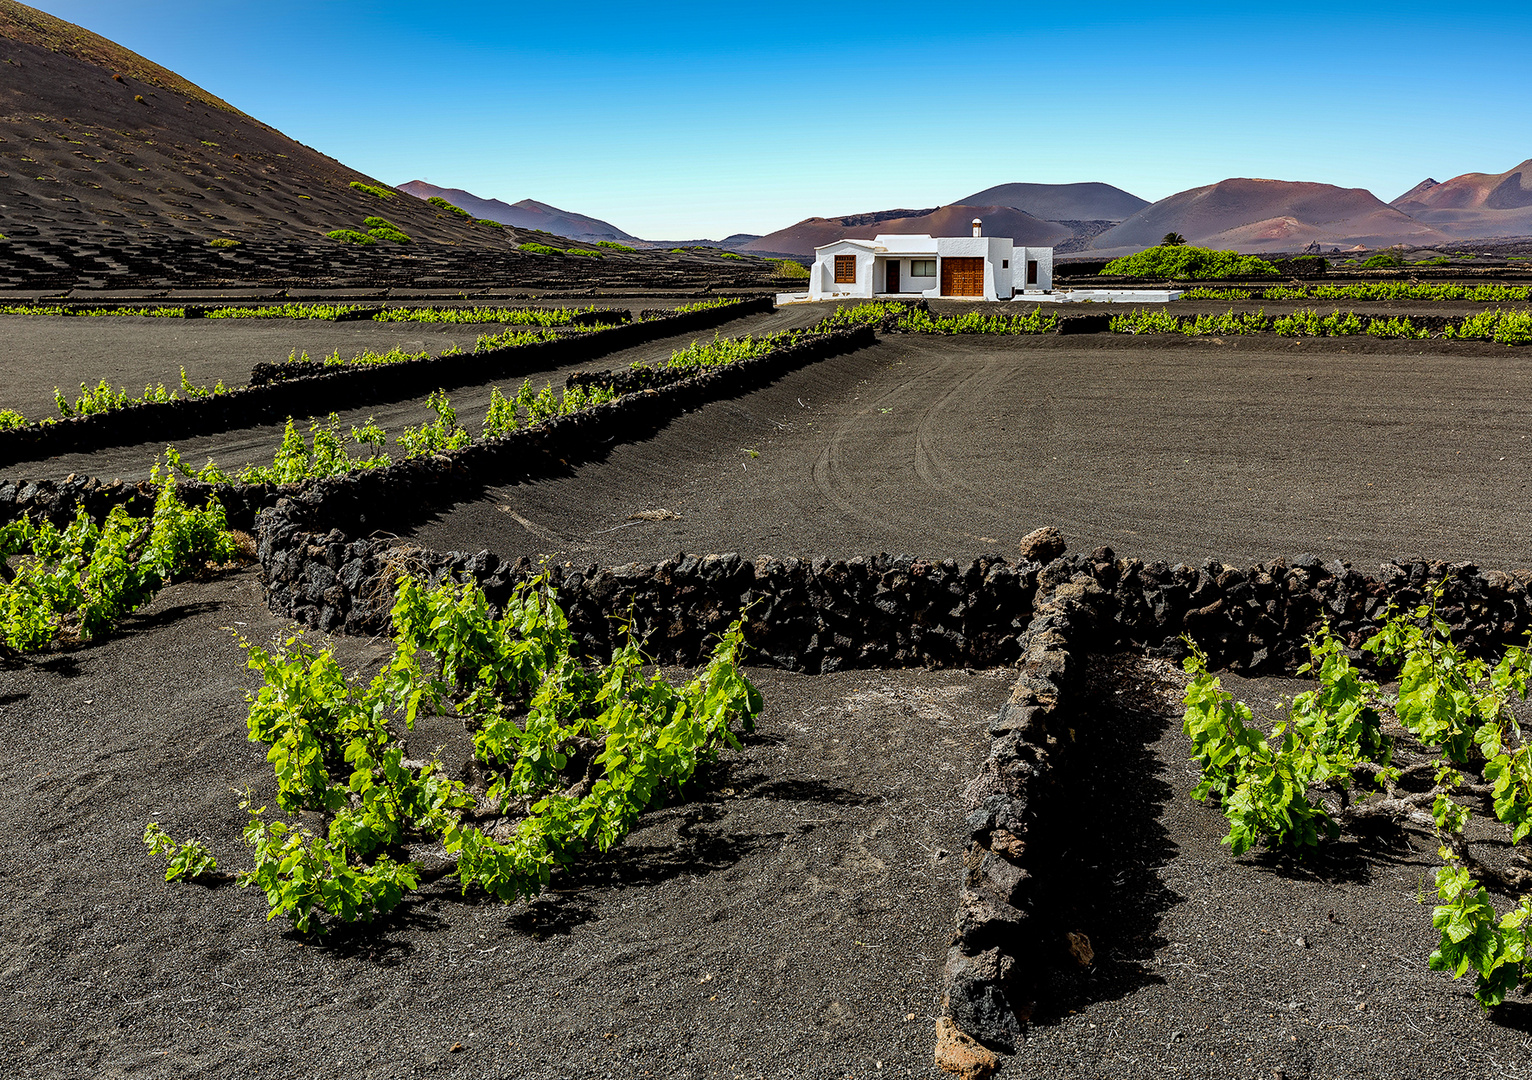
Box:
left=31, top=0, right=1532, bottom=239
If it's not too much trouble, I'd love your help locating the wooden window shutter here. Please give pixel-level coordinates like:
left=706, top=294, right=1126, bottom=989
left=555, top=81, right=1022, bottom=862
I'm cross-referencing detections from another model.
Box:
left=834, top=255, right=856, bottom=283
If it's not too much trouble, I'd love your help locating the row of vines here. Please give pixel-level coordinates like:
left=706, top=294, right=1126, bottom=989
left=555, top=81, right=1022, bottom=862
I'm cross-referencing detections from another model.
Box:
left=1183, top=589, right=1532, bottom=1009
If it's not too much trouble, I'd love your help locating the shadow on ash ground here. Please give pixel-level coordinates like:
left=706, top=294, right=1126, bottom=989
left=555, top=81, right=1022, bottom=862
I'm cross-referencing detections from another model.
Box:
left=1017, top=655, right=1532, bottom=1080
left=0, top=569, right=1011, bottom=1079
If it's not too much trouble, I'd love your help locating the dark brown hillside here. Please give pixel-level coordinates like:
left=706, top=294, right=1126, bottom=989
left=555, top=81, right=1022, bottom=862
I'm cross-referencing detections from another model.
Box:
left=0, top=0, right=525, bottom=249
left=1391, top=158, right=1532, bottom=238
left=0, top=1, right=778, bottom=290
left=1088, top=177, right=1450, bottom=254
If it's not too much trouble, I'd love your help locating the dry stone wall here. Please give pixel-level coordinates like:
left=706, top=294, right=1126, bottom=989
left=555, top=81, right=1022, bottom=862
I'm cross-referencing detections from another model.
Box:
left=0, top=298, right=773, bottom=465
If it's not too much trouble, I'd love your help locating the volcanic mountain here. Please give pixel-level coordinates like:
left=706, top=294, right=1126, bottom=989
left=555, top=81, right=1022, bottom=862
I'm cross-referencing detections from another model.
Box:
left=957, top=181, right=1148, bottom=222
left=397, top=182, right=640, bottom=244
left=1389, top=159, right=1532, bottom=239
left=739, top=205, right=1073, bottom=257
left=1087, top=178, right=1450, bottom=254
left=0, top=0, right=529, bottom=248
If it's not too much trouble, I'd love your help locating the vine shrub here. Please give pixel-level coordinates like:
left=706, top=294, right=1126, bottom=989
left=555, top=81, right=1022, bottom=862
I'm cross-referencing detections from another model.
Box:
left=235, top=414, right=391, bottom=484
left=1100, top=246, right=1279, bottom=279
left=1445, top=309, right=1532, bottom=346
left=1182, top=591, right=1532, bottom=1008
left=152, top=576, right=762, bottom=933
left=0, top=476, right=238, bottom=650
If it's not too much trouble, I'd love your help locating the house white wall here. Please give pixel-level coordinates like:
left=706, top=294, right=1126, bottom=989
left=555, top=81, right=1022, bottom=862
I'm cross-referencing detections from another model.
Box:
left=933, top=236, right=1013, bottom=300
left=808, top=240, right=877, bottom=300
left=1015, top=246, right=1053, bottom=292
left=810, top=234, right=1047, bottom=300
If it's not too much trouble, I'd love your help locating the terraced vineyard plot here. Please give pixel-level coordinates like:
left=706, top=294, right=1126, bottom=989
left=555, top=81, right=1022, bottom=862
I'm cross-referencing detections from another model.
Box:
left=1017, top=656, right=1532, bottom=1079
left=0, top=565, right=1009, bottom=1078
left=0, top=313, right=484, bottom=415
left=405, top=334, right=1532, bottom=572
left=0, top=305, right=826, bottom=480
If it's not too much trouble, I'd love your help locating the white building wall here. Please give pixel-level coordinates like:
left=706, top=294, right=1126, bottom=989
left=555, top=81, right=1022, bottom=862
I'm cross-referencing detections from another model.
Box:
left=1015, top=247, right=1054, bottom=292
left=809, top=242, right=877, bottom=300
left=933, top=236, right=1014, bottom=300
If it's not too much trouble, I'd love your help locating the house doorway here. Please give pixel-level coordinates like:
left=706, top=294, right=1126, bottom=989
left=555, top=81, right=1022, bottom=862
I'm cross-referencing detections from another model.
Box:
left=940, top=257, right=984, bottom=296
left=885, top=260, right=900, bottom=294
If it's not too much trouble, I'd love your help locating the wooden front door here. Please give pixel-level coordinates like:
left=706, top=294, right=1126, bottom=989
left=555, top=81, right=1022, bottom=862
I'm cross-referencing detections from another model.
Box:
left=885, top=260, right=900, bottom=294
left=940, top=257, right=984, bottom=296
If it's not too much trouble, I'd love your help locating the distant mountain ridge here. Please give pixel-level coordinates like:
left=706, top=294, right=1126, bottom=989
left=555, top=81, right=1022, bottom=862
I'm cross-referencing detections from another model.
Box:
left=959, top=182, right=1149, bottom=222
left=397, top=182, right=640, bottom=243
left=739, top=205, right=1073, bottom=257
left=1390, top=159, right=1532, bottom=239
left=1086, top=178, right=1451, bottom=255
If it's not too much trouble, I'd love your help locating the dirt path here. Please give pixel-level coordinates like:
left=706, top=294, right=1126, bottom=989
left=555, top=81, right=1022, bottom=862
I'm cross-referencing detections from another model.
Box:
left=405, top=332, right=1532, bottom=572
left=0, top=567, right=1008, bottom=1079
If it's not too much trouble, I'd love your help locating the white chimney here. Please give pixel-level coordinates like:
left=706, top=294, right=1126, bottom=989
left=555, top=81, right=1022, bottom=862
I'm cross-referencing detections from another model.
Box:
left=972, top=218, right=983, bottom=237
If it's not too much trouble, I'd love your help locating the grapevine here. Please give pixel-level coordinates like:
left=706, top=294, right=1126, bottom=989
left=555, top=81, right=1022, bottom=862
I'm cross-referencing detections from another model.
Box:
left=1183, top=585, right=1532, bottom=1008
left=152, top=575, right=761, bottom=934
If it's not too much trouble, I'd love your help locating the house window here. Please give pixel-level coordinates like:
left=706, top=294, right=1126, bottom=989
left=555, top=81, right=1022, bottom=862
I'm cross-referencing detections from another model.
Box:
left=1027, top=260, right=1039, bottom=285
left=1002, top=259, right=1009, bottom=269
left=834, top=255, right=856, bottom=283
left=910, top=260, right=936, bottom=277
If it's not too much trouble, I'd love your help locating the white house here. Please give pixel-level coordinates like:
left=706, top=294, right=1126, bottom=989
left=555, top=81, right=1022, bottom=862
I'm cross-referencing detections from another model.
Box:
left=805, top=219, right=1053, bottom=302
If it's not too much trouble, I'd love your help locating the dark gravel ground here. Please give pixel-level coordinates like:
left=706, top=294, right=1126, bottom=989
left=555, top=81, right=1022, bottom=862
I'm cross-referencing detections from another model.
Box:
left=0, top=568, right=1010, bottom=1080
left=0, top=305, right=830, bottom=481
left=405, top=331, right=1532, bottom=572
left=1018, top=655, right=1532, bottom=1080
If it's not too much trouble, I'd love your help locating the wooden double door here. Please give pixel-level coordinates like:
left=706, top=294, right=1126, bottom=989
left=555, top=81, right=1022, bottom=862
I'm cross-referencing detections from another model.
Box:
left=940, top=257, right=984, bottom=296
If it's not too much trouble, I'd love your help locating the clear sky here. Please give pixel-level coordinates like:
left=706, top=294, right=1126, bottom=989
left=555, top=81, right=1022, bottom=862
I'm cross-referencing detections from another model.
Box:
left=29, top=0, right=1532, bottom=239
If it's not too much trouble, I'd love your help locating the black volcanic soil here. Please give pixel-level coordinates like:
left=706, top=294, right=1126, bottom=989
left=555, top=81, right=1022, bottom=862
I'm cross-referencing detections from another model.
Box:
left=1016, top=655, right=1532, bottom=1080
left=0, top=568, right=1010, bottom=1080
left=404, top=331, right=1532, bottom=572
left=0, top=304, right=831, bottom=478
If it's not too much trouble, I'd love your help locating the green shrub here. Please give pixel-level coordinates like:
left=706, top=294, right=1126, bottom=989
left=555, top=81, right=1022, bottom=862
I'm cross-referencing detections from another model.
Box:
left=472, top=328, right=560, bottom=353
left=325, top=229, right=376, bottom=246
left=1101, top=246, right=1279, bottom=279
left=819, top=301, right=1057, bottom=335
left=209, top=574, right=759, bottom=933
left=1362, top=251, right=1405, bottom=269
left=376, top=304, right=607, bottom=328
left=0, top=408, right=27, bottom=430
left=349, top=181, right=395, bottom=200
left=209, top=303, right=360, bottom=320
left=396, top=390, right=472, bottom=457
left=427, top=196, right=472, bottom=219
left=1180, top=287, right=1252, bottom=301
left=1446, top=309, right=1532, bottom=346
left=1365, top=316, right=1430, bottom=339
left=1273, top=308, right=1365, bottom=336
left=566, top=248, right=601, bottom=258
left=718, top=251, right=743, bottom=260
left=1180, top=309, right=1269, bottom=336
left=594, top=240, right=634, bottom=252
left=476, top=219, right=504, bottom=228
left=0, top=477, right=238, bottom=650
left=769, top=259, right=810, bottom=280
left=208, top=237, right=241, bottom=249
left=1109, top=310, right=1182, bottom=334
left=363, top=217, right=412, bottom=244
left=236, top=414, right=391, bottom=485
left=520, top=242, right=562, bottom=255
left=669, top=298, right=739, bottom=315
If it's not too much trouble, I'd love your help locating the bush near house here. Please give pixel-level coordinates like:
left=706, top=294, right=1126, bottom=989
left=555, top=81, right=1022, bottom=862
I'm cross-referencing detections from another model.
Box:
left=1101, top=246, right=1279, bottom=279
